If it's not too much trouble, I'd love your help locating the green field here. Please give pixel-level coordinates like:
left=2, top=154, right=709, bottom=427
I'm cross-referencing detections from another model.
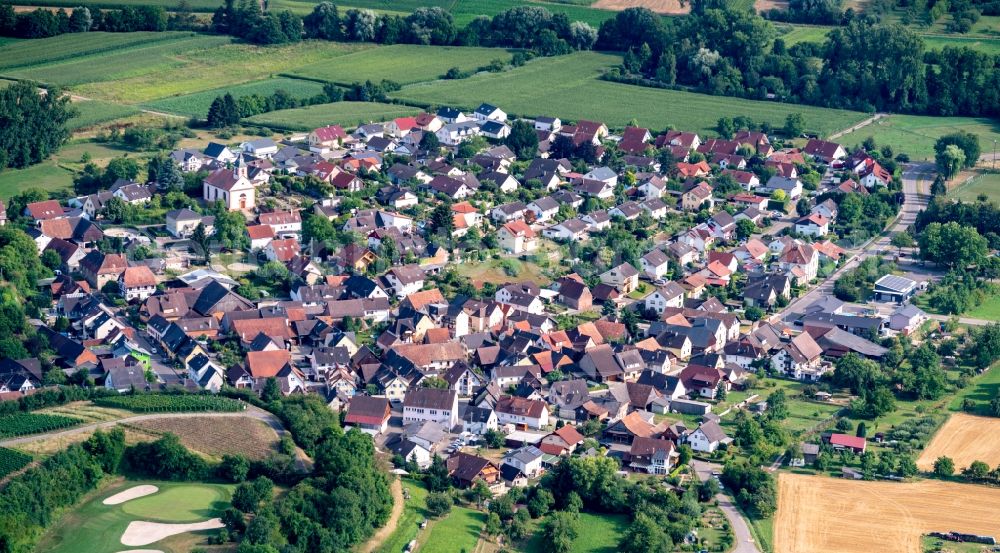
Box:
left=376, top=479, right=428, bottom=553
left=143, top=77, right=327, bottom=118
left=71, top=40, right=371, bottom=104
left=951, top=172, right=1000, bottom=204
left=949, top=360, right=1000, bottom=414
left=245, top=101, right=421, bottom=130
left=420, top=505, right=485, bottom=553
left=316, top=0, right=621, bottom=26
left=391, top=51, right=867, bottom=136
left=837, top=114, right=1000, bottom=160
left=922, top=34, right=1000, bottom=55
left=288, top=44, right=515, bottom=85
left=0, top=32, right=198, bottom=71
left=522, top=512, right=628, bottom=553
left=39, top=480, right=233, bottom=553
left=966, top=294, right=1000, bottom=321
left=778, top=24, right=834, bottom=45
left=68, top=100, right=141, bottom=131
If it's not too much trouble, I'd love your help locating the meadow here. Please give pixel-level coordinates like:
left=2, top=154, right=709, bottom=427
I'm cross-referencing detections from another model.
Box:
left=38, top=480, right=233, bottom=553
left=0, top=163, right=75, bottom=199
left=521, top=512, right=628, bottom=553
left=391, top=51, right=868, bottom=136
left=837, top=114, right=1000, bottom=160
left=287, top=44, right=515, bottom=85
left=143, top=77, right=327, bottom=118
left=245, top=101, right=421, bottom=130
left=420, top=505, right=485, bottom=553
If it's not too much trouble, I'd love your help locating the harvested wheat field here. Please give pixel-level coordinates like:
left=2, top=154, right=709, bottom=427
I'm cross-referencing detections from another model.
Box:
left=917, top=413, right=1000, bottom=471
left=591, top=0, right=690, bottom=14
left=775, top=473, right=1000, bottom=553
left=129, top=416, right=279, bottom=460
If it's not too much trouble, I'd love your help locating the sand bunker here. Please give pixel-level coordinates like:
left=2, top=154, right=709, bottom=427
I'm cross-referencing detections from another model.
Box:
left=120, top=519, right=224, bottom=546
left=116, top=550, right=164, bottom=553
left=103, top=485, right=159, bottom=506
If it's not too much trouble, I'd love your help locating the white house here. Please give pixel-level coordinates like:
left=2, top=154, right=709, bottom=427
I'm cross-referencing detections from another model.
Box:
left=385, top=265, right=425, bottom=299
left=436, top=121, right=481, bottom=146
left=240, top=138, right=279, bottom=158
left=687, top=420, right=728, bottom=453
left=203, top=164, right=255, bottom=211
left=403, top=388, right=459, bottom=429
left=640, top=249, right=671, bottom=280
left=473, top=103, right=507, bottom=122
left=502, top=445, right=544, bottom=478
left=165, top=208, right=211, bottom=238
left=119, top=266, right=157, bottom=302
left=498, top=221, right=537, bottom=254
left=795, top=213, right=829, bottom=237
left=644, top=282, right=686, bottom=314
left=495, top=396, right=549, bottom=429
left=600, top=262, right=640, bottom=294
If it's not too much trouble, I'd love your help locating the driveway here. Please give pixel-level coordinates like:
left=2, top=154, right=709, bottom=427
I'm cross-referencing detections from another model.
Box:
left=691, top=459, right=762, bottom=553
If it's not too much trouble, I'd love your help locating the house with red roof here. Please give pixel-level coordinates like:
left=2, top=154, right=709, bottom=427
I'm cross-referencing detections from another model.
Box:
left=498, top=220, right=536, bottom=254
left=308, top=125, right=348, bottom=152
left=203, top=164, right=255, bottom=211
left=828, top=433, right=866, bottom=453
left=386, top=116, right=419, bottom=137
left=266, top=238, right=300, bottom=263
left=345, top=396, right=391, bottom=435
left=795, top=213, right=830, bottom=237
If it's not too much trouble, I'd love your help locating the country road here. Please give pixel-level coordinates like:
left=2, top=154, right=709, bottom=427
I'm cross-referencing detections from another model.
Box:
left=691, top=460, right=762, bottom=553
left=772, top=162, right=935, bottom=323
left=828, top=112, right=886, bottom=140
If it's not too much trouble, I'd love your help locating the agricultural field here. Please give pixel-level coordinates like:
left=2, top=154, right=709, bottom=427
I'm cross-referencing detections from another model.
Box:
left=245, top=101, right=421, bottom=130
left=922, top=34, right=1000, bottom=55
left=774, top=473, right=1000, bottom=553
left=40, top=401, right=135, bottom=424
left=951, top=172, right=1000, bottom=204
left=143, top=77, right=327, bottom=118
left=67, top=100, right=141, bottom=131
left=391, top=51, right=868, bottom=136
left=288, top=44, right=515, bottom=85
left=917, top=413, right=1000, bottom=471
left=38, top=480, right=233, bottom=553
left=128, top=416, right=281, bottom=460
left=68, top=40, right=370, bottom=104
left=0, top=32, right=194, bottom=71
left=837, top=114, right=1000, bottom=161
left=0, top=413, right=81, bottom=439
left=93, top=394, right=245, bottom=412
left=0, top=447, right=32, bottom=480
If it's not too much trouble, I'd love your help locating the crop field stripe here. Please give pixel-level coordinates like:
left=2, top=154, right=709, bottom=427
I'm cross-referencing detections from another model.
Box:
left=142, top=77, right=328, bottom=118
left=244, top=100, right=422, bottom=131
left=0, top=31, right=199, bottom=71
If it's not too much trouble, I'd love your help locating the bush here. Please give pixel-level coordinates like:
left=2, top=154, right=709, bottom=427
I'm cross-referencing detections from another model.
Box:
left=426, top=491, right=452, bottom=517
left=124, top=433, right=209, bottom=481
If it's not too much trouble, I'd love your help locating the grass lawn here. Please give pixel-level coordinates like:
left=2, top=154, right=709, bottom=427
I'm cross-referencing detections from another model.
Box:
left=143, top=77, right=328, bottom=118
left=245, top=101, right=422, bottom=131
left=748, top=514, right=774, bottom=553
left=391, top=51, right=867, bottom=137
left=0, top=163, right=74, bottom=199
left=948, top=361, right=1000, bottom=414
left=836, top=113, right=1000, bottom=161
left=455, top=256, right=552, bottom=287
left=521, top=512, right=628, bottom=553
left=288, top=44, right=515, bottom=85
left=950, top=171, right=1000, bottom=204
left=376, top=479, right=429, bottom=553
left=420, top=505, right=485, bottom=553
left=965, top=293, right=1000, bottom=321
left=38, top=479, right=233, bottom=553
left=778, top=24, right=834, bottom=45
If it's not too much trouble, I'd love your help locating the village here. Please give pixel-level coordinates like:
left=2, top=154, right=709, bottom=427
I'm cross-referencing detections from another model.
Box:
left=3, top=98, right=988, bottom=553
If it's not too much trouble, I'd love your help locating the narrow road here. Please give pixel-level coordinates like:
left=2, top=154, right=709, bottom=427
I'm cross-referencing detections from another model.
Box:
left=691, top=460, right=762, bottom=553
left=772, top=163, right=934, bottom=323
left=828, top=112, right=887, bottom=140
left=927, top=313, right=995, bottom=327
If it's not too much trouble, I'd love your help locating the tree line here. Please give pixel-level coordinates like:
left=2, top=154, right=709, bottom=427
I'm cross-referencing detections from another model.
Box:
left=0, top=4, right=177, bottom=38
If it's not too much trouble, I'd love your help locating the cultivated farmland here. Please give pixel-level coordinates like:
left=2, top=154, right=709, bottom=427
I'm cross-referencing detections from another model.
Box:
left=68, top=100, right=141, bottom=131
left=0, top=447, right=32, bottom=479
left=129, top=416, right=281, bottom=460
left=836, top=114, right=1000, bottom=160
left=143, top=77, right=327, bottom=118
left=288, top=44, right=514, bottom=85
left=0, top=413, right=81, bottom=439
left=245, top=101, right=421, bottom=130
left=93, top=394, right=244, bottom=412
left=917, top=413, right=1000, bottom=471
left=392, top=51, right=867, bottom=136
left=775, top=473, right=1000, bottom=553
left=0, top=32, right=195, bottom=71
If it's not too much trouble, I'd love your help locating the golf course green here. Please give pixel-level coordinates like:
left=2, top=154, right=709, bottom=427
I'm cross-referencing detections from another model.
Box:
left=37, top=480, right=233, bottom=553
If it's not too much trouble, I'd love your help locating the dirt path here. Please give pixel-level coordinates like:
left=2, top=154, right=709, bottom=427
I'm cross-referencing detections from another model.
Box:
left=357, top=477, right=403, bottom=553
left=828, top=112, right=887, bottom=140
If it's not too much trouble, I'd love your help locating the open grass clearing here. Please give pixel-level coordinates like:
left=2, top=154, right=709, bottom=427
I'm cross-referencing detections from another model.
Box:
left=774, top=472, right=1000, bottom=553
left=70, top=40, right=371, bottom=104
left=391, top=51, right=867, bottom=136
left=950, top=172, right=1000, bottom=204
left=420, top=505, right=485, bottom=553
left=142, top=76, right=327, bottom=118
left=288, top=44, right=515, bottom=86
left=127, top=415, right=281, bottom=460
left=520, top=512, right=628, bottom=553
left=0, top=163, right=74, bottom=199
left=948, top=362, right=1000, bottom=414
left=454, top=256, right=552, bottom=287
left=917, top=413, right=1000, bottom=471
left=965, top=293, right=1000, bottom=321
left=836, top=114, right=1000, bottom=161
left=37, top=479, right=233, bottom=553
left=245, top=100, right=421, bottom=131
